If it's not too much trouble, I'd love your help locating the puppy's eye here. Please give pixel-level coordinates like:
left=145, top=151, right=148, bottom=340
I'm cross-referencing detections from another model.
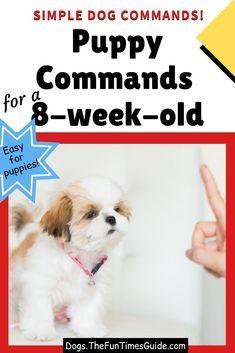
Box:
left=84, top=211, right=97, bottom=220
left=114, top=207, right=120, bottom=213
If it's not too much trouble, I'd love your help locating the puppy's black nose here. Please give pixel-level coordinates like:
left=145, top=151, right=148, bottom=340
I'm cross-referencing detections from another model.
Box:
left=106, top=216, right=116, bottom=226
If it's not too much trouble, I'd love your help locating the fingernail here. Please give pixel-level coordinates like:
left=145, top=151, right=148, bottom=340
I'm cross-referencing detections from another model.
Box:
left=201, top=164, right=208, bottom=170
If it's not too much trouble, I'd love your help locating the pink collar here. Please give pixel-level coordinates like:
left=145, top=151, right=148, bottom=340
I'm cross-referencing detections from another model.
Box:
left=61, top=243, right=107, bottom=285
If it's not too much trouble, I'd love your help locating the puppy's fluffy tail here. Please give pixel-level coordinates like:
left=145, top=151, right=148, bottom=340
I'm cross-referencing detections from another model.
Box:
left=9, top=203, right=41, bottom=252
left=10, top=203, right=37, bottom=231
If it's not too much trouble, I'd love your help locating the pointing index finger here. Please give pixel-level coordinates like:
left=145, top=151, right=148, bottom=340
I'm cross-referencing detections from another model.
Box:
left=200, top=164, right=225, bottom=233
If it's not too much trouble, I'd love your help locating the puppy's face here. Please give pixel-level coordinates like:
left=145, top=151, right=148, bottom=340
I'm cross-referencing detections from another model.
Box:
left=41, top=177, right=130, bottom=252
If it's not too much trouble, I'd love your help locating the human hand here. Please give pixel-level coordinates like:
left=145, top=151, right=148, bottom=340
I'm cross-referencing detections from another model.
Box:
left=186, top=165, right=226, bottom=278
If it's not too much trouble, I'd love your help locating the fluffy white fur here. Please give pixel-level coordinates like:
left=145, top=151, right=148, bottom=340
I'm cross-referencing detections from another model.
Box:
left=9, top=177, right=130, bottom=341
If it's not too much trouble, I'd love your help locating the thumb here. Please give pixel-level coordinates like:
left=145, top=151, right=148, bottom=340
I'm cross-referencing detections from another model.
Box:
left=186, top=248, right=225, bottom=277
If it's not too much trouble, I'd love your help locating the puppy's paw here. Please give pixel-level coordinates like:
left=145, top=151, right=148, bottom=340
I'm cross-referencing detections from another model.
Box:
left=71, top=323, right=108, bottom=338
left=21, top=324, right=57, bottom=341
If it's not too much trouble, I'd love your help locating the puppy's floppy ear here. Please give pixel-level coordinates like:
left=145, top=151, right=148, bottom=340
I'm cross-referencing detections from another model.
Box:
left=40, top=193, right=72, bottom=240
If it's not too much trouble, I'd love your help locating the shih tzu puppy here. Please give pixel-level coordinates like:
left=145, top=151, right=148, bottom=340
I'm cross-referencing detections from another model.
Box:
left=9, top=177, right=130, bottom=341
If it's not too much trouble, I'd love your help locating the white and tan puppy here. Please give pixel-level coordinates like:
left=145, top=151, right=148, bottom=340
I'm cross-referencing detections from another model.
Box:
left=9, top=177, right=130, bottom=341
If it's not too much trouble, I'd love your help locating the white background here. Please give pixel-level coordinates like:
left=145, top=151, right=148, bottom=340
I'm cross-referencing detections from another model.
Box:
left=0, top=0, right=234, bottom=132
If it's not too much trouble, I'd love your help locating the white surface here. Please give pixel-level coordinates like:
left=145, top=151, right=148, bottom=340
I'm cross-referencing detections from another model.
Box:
left=9, top=313, right=198, bottom=345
